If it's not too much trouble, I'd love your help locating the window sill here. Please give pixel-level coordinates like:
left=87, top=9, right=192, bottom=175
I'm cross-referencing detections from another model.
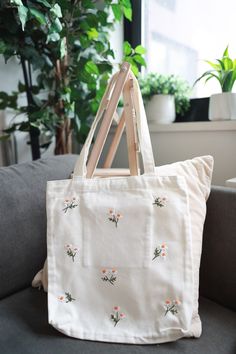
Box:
left=148, top=121, right=236, bottom=132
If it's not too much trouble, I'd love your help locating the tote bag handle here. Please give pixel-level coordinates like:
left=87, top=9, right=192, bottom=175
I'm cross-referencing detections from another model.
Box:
left=73, top=63, right=155, bottom=178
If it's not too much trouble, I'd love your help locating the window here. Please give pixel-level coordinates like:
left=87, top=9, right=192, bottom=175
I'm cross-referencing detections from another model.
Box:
left=143, top=0, right=236, bottom=98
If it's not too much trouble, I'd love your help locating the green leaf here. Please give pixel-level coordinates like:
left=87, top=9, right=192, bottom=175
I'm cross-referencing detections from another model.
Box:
left=222, top=57, right=233, bottom=70
left=53, top=17, right=63, bottom=32
left=134, top=45, right=146, bottom=55
left=133, top=54, right=146, bottom=67
left=131, top=64, right=139, bottom=77
left=120, top=0, right=131, bottom=7
left=35, top=0, right=51, bottom=8
left=223, top=45, right=229, bottom=58
left=0, top=41, right=7, bottom=54
left=123, top=7, right=132, bottom=21
left=18, top=5, right=28, bottom=30
left=29, top=8, right=46, bottom=24
left=10, top=0, right=23, bottom=5
left=50, top=4, right=62, bottom=18
left=111, top=4, right=122, bottom=21
left=205, top=60, right=220, bottom=70
left=0, top=134, right=11, bottom=141
left=47, top=32, right=60, bottom=43
left=60, top=38, right=67, bottom=59
left=86, top=28, right=98, bottom=40
left=85, top=61, right=99, bottom=75
left=18, top=81, right=25, bottom=92
left=123, top=41, right=132, bottom=56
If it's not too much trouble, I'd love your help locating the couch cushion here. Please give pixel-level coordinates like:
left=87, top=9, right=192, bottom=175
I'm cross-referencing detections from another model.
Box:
left=0, top=155, right=77, bottom=299
left=0, top=288, right=235, bottom=354
left=200, top=186, right=236, bottom=311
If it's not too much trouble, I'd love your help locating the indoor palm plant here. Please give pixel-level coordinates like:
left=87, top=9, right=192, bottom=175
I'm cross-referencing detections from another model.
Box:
left=139, top=73, right=190, bottom=124
left=195, top=46, right=236, bottom=120
left=0, top=0, right=145, bottom=160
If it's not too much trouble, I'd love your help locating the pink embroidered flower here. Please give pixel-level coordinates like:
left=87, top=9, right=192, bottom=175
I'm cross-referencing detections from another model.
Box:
left=111, top=306, right=125, bottom=327
left=152, top=244, right=168, bottom=261
left=58, top=292, right=76, bottom=303
left=108, top=209, right=123, bottom=228
left=164, top=299, right=181, bottom=316
left=63, top=197, right=78, bottom=213
left=65, top=244, right=78, bottom=262
left=101, top=269, right=117, bottom=285
left=153, top=196, right=167, bottom=207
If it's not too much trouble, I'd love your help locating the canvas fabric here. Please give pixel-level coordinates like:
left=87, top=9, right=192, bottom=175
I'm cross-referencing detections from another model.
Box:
left=34, top=72, right=213, bottom=343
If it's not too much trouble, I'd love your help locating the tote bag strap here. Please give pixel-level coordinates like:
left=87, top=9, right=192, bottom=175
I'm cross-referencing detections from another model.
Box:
left=73, top=63, right=155, bottom=178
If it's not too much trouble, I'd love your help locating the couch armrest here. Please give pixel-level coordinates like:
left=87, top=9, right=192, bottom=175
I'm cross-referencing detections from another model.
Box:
left=200, top=185, right=236, bottom=311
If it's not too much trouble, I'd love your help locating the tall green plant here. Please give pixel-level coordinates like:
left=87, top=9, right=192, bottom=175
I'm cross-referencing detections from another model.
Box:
left=194, top=46, right=236, bottom=92
left=0, top=0, right=146, bottom=159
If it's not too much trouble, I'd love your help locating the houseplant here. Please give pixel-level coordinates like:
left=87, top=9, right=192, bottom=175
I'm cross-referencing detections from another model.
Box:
left=194, top=46, right=236, bottom=120
left=139, top=73, right=190, bottom=124
left=0, top=0, right=145, bottom=160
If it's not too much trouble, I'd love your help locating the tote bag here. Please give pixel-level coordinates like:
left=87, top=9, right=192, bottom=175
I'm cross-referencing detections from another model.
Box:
left=46, top=64, right=194, bottom=344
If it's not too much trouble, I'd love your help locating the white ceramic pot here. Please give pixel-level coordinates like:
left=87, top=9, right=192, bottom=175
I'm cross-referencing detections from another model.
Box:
left=209, top=92, right=236, bottom=120
left=145, top=94, right=176, bottom=124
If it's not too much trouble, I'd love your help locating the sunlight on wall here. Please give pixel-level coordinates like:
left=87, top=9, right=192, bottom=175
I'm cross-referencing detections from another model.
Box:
left=144, top=0, right=236, bottom=98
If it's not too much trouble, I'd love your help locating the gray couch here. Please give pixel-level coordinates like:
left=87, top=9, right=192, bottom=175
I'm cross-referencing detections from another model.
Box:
left=0, top=155, right=235, bottom=354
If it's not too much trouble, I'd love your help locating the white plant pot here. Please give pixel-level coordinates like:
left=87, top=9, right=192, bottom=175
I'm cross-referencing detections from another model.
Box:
left=145, top=94, right=176, bottom=124
left=209, top=93, right=236, bottom=120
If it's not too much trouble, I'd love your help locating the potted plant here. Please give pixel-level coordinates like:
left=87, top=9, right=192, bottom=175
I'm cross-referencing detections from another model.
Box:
left=195, top=46, right=236, bottom=120
left=139, top=73, right=190, bottom=124
left=0, top=0, right=146, bottom=160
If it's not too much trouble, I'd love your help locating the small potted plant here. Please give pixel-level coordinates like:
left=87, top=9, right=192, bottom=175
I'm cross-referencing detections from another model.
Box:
left=139, top=73, right=190, bottom=124
left=194, top=46, right=236, bottom=120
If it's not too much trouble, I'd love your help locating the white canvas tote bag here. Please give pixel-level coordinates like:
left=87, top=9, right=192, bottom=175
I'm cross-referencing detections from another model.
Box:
left=46, top=64, right=194, bottom=344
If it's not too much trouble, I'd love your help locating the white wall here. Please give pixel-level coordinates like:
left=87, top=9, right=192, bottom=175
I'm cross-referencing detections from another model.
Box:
left=100, top=121, right=236, bottom=186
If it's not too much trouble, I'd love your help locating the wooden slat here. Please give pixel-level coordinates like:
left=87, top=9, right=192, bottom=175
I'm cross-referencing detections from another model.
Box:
left=103, top=110, right=125, bottom=168
left=86, top=63, right=131, bottom=178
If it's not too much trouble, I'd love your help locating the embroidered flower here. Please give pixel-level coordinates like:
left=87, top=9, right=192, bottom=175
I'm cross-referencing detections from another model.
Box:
left=58, top=292, right=76, bottom=303
left=65, top=244, right=78, bottom=262
left=108, top=209, right=123, bottom=228
left=153, top=196, right=167, bottom=207
left=63, top=197, right=79, bottom=213
left=164, top=299, right=181, bottom=316
left=101, top=268, right=117, bottom=285
left=111, top=306, right=125, bottom=327
left=152, top=244, right=168, bottom=261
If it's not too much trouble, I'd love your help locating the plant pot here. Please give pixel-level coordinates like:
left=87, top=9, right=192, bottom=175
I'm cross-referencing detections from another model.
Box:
left=145, top=94, right=176, bottom=124
left=209, top=93, right=236, bottom=120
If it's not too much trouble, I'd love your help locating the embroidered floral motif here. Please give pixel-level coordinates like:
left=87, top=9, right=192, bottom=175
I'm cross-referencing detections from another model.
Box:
left=164, top=299, right=181, bottom=316
left=63, top=197, right=78, bottom=213
left=58, top=292, right=76, bottom=303
left=108, top=209, right=123, bottom=228
left=101, top=268, right=117, bottom=285
left=65, top=244, right=78, bottom=262
left=153, top=196, right=167, bottom=207
left=110, top=306, right=126, bottom=327
left=152, top=243, right=168, bottom=261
